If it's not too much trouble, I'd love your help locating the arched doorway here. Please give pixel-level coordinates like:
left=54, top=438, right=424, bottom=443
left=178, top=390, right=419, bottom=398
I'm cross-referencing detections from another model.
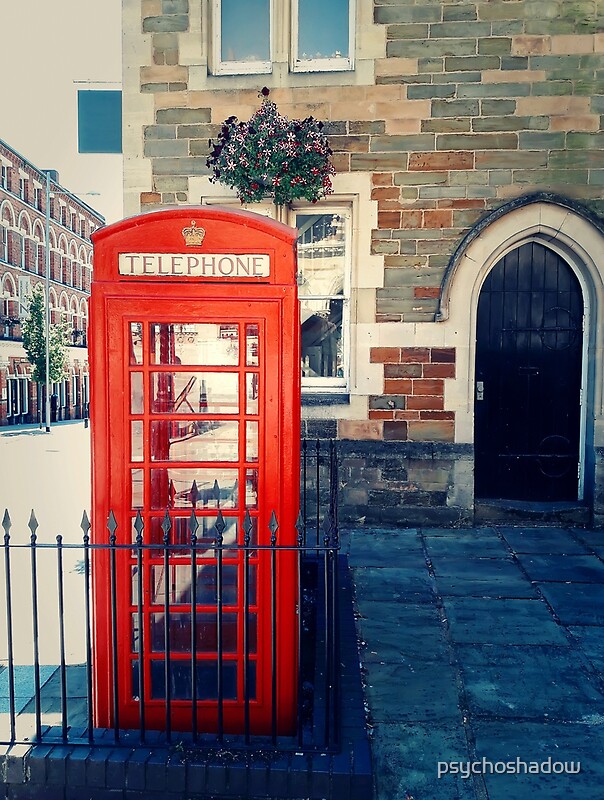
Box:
left=474, top=241, right=584, bottom=502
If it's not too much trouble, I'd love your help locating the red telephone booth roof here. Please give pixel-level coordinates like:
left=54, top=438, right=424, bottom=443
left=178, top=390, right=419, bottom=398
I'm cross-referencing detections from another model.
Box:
left=92, top=206, right=298, bottom=285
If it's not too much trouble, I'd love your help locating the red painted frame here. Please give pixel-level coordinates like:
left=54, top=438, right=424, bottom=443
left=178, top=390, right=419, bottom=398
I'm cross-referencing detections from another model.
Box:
left=90, top=208, right=300, bottom=735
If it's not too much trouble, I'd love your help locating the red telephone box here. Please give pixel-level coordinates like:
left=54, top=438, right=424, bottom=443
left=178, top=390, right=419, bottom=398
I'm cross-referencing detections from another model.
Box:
left=90, top=207, right=300, bottom=736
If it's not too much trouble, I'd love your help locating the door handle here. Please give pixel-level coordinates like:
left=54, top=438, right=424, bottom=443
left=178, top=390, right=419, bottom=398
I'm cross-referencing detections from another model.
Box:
left=476, top=381, right=484, bottom=401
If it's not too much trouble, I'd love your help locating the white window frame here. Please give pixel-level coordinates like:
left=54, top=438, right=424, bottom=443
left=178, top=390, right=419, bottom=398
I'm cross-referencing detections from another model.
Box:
left=0, top=225, right=7, bottom=263
left=291, top=0, right=355, bottom=73
left=7, top=377, right=28, bottom=417
left=0, top=165, right=8, bottom=190
left=211, top=0, right=273, bottom=76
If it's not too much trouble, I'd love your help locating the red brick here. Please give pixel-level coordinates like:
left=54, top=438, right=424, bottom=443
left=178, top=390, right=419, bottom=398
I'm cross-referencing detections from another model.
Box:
left=394, top=410, right=420, bottom=420
left=371, top=187, right=401, bottom=201
left=400, top=347, right=430, bottom=363
left=384, top=421, right=408, bottom=441
left=369, top=410, right=395, bottom=420
left=420, top=411, right=455, bottom=420
left=384, top=378, right=413, bottom=395
left=423, top=210, right=453, bottom=229
left=406, top=395, right=445, bottom=411
left=430, top=348, right=456, bottom=363
left=409, top=151, right=474, bottom=171
left=379, top=211, right=401, bottom=228
left=437, top=198, right=488, bottom=209
left=422, top=363, right=456, bottom=378
left=140, top=191, right=161, bottom=204
left=338, top=420, right=383, bottom=440
left=412, top=379, right=444, bottom=396
left=370, top=347, right=401, bottom=363
left=414, top=287, right=440, bottom=299
left=372, top=173, right=393, bottom=186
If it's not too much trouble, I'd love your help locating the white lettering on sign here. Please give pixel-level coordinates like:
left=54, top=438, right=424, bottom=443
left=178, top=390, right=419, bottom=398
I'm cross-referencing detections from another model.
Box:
left=119, top=253, right=271, bottom=278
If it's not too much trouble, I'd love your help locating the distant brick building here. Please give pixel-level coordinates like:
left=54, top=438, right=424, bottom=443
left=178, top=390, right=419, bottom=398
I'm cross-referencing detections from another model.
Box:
left=0, top=139, right=104, bottom=426
left=122, top=0, right=604, bottom=525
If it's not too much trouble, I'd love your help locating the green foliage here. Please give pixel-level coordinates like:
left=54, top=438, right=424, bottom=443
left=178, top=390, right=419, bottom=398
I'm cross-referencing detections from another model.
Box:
left=21, top=283, right=69, bottom=384
left=206, top=87, right=335, bottom=206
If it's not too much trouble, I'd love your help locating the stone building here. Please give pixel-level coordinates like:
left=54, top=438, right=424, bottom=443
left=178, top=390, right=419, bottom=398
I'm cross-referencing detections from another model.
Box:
left=122, top=0, right=604, bottom=525
left=0, top=139, right=104, bottom=426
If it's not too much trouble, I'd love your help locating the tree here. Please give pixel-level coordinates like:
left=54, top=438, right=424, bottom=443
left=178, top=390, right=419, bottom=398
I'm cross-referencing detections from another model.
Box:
left=21, top=283, right=69, bottom=384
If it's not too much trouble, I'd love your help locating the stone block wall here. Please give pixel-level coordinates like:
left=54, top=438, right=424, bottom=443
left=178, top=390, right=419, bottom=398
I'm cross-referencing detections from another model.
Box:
left=124, top=0, right=604, bottom=524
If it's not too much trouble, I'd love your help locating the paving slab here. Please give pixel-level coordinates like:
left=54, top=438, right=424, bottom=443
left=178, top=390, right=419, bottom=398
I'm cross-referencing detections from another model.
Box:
left=442, top=598, right=568, bottom=645
left=0, top=665, right=58, bottom=713
left=538, top=582, right=604, bottom=625
left=363, top=660, right=462, bottom=724
left=568, top=625, right=604, bottom=675
left=352, top=566, right=435, bottom=604
left=455, top=644, right=604, bottom=720
left=424, top=531, right=510, bottom=559
left=372, top=722, right=475, bottom=800
left=345, top=528, right=424, bottom=567
left=356, top=602, right=450, bottom=664
left=431, top=556, right=536, bottom=598
left=499, top=527, right=588, bottom=554
left=516, top=553, right=604, bottom=582
left=473, top=720, right=604, bottom=800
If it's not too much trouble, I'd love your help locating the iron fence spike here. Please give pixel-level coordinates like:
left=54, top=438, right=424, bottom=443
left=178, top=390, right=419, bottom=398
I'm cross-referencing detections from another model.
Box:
left=188, top=508, right=199, bottom=540
left=295, top=510, right=304, bottom=545
left=80, top=510, right=91, bottom=534
left=190, top=480, right=199, bottom=507
left=269, top=510, right=278, bottom=545
left=2, top=509, right=11, bottom=535
left=134, top=510, right=144, bottom=544
left=28, top=510, right=38, bottom=537
left=215, top=508, right=226, bottom=541
left=323, top=510, right=332, bottom=546
left=161, top=509, right=172, bottom=543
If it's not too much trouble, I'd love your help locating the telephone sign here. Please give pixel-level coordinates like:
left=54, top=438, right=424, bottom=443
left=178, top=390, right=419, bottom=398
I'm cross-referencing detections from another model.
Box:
left=90, top=207, right=300, bottom=735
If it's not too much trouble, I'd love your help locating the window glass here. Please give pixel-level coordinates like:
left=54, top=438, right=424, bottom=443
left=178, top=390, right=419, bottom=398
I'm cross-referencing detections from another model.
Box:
left=296, top=211, right=349, bottom=388
left=297, top=0, right=349, bottom=60
left=151, top=323, right=239, bottom=366
left=220, top=0, right=270, bottom=66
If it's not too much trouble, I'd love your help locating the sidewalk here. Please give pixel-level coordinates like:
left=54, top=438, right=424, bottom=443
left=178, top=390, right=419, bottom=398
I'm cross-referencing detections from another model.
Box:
left=346, top=525, right=604, bottom=800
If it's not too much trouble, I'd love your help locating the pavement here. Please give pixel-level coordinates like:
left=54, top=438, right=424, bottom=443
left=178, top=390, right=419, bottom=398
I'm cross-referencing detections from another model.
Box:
left=344, top=525, right=604, bottom=800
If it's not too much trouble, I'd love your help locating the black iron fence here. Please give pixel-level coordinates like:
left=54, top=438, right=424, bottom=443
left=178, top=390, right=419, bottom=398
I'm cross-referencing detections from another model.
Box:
left=0, top=440, right=340, bottom=754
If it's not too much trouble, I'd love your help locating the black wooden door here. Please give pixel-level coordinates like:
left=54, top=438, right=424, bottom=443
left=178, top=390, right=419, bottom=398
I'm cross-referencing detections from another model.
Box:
left=475, top=242, right=583, bottom=501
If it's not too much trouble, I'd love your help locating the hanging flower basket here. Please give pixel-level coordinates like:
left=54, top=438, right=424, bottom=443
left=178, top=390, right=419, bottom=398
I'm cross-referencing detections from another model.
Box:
left=206, top=88, right=335, bottom=207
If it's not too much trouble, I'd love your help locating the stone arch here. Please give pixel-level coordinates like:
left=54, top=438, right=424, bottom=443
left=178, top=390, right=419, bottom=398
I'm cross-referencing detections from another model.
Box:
left=17, top=210, right=32, bottom=235
left=1, top=200, right=15, bottom=227
left=439, top=193, right=604, bottom=519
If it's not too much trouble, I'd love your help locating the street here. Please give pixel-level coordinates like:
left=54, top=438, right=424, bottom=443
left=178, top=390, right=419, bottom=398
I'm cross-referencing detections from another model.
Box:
left=0, top=420, right=91, bottom=665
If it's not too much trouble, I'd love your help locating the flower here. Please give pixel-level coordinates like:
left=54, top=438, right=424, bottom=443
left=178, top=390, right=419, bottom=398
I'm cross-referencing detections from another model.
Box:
left=206, top=88, right=335, bottom=206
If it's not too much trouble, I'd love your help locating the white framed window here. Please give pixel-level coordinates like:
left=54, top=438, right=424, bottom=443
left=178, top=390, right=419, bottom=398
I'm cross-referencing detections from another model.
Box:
left=0, top=165, right=8, bottom=190
left=7, top=377, right=29, bottom=417
left=0, top=226, right=7, bottom=263
left=296, top=207, right=351, bottom=392
left=212, top=0, right=272, bottom=75
left=291, top=0, right=355, bottom=72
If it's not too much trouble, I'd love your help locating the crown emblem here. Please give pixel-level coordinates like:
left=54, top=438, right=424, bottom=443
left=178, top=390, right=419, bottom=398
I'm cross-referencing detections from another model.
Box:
left=182, top=220, right=205, bottom=247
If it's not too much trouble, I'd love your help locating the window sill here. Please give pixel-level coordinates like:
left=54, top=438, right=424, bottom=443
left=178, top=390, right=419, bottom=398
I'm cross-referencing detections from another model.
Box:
left=302, top=392, right=350, bottom=406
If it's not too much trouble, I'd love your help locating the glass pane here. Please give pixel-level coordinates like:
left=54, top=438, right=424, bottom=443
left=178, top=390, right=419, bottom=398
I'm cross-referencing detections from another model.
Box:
left=298, top=0, right=349, bottom=60
left=151, top=372, right=238, bottom=414
left=301, top=297, right=344, bottom=379
left=131, top=420, right=143, bottom=462
left=246, top=324, right=259, bottom=366
left=145, top=515, right=238, bottom=550
left=130, top=372, right=143, bottom=414
left=129, top=322, right=143, bottom=364
left=221, top=0, right=269, bottom=63
left=150, top=468, right=239, bottom=509
left=131, top=469, right=144, bottom=509
left=246, top=373, right=259, bottom=415
left=151, top=612, right=238, bottom=654
left=246, top=421, right=258, bottom=462
left=144, top=660, right=238, bottom=701
left=151, top=420, right=239, bottom=462
left=151, top=323, right=239, bottom=366
left=245, top=469, right=258, bottom=508
left=151, top=559, right=242, bottom=605
left=296, top=213, right=346, bottom=297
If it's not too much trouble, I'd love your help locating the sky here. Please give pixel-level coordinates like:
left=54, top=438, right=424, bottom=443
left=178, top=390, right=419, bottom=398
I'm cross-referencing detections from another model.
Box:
left=0, top=0, right=123, bottom=223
